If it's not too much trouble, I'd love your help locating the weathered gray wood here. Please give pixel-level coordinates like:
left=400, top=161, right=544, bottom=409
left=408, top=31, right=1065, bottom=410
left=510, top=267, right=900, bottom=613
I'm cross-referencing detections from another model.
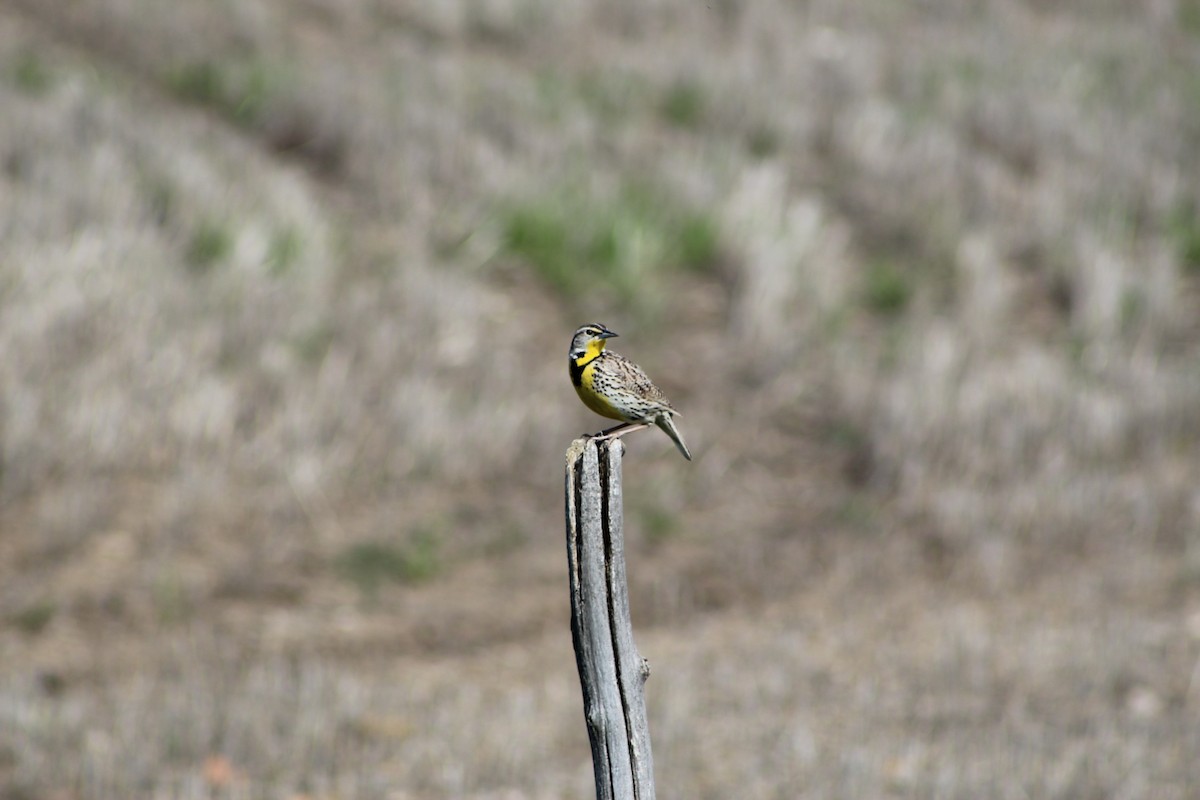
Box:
left=565, top=438, right=656, bottom=800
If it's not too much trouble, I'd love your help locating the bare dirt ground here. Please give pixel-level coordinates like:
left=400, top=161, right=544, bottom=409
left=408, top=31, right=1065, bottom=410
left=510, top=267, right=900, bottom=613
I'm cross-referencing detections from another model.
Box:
left=1, top=1, right=1199, bottom=798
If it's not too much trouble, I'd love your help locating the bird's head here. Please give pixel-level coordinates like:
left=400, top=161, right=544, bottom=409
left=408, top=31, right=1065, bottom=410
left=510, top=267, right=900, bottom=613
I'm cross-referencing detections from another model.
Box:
left=569, top=322, right=618, bottom=363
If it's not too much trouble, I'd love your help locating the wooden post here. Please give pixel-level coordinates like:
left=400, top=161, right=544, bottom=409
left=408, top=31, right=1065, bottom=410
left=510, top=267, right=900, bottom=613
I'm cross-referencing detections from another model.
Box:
left=565, top=438, right=656, bottom=800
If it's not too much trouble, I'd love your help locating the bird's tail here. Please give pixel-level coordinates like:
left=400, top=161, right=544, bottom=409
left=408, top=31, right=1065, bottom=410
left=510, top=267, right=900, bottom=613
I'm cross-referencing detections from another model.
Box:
left=655, top=412, right=692, bottom=461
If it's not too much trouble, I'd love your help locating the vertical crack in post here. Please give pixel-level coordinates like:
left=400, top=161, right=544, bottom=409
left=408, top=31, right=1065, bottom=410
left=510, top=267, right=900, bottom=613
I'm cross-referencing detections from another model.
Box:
left=601, top=443, right=641, bottom=798
left=597, top=442, right=623, bottom=796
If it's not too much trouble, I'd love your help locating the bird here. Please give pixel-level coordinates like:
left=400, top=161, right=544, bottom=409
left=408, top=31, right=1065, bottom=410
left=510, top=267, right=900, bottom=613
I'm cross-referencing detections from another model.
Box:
left=568, top=322, right=692, bottom=461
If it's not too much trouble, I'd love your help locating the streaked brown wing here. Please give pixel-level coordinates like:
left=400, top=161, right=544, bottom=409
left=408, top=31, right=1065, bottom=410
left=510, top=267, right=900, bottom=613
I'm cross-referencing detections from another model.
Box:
left=602, top=352, right=676, bottom=410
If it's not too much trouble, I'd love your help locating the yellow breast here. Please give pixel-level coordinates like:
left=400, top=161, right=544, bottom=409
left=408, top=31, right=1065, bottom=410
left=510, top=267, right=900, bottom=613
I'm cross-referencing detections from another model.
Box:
left=575, top=360, right=626, bottom=421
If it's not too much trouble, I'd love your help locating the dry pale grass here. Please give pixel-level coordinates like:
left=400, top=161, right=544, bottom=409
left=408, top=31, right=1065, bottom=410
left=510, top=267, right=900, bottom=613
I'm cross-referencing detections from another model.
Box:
left=3, top=541, right=1196, bottom=799
left=1, top=0, right=1199, bottom=797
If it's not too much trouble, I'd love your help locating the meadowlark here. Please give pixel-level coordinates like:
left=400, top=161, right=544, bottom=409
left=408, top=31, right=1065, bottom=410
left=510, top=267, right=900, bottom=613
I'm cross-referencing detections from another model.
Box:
left=568, top=323, right=692, bottom=461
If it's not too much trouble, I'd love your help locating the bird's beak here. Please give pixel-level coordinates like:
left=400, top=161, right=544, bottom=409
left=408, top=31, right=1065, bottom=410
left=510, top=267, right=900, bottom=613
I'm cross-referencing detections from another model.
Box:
left=601, top=330, right=619, bottom=339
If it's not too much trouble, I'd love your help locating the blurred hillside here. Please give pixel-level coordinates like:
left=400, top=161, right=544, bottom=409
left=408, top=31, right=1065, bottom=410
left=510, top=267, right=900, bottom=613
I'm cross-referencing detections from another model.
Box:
left=1, top=1, right=1199, bottom=798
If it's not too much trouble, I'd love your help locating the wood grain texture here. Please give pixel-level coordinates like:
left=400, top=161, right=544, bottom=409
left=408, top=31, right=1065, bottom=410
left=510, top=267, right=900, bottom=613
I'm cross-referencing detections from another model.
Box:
left=565, top=438, right=656, bottom=800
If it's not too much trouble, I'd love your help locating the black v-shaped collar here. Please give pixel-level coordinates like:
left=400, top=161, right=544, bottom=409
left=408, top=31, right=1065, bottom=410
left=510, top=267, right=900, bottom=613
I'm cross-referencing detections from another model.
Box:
left=569, top=350, right=603, bottom=387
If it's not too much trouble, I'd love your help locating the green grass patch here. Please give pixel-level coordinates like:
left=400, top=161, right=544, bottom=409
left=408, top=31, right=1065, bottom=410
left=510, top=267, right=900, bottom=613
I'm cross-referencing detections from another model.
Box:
left=231, top=61, right=275, bottom=126
left=823, top=419, right=867, bottom=450
left=862, top=260, right=912, bottom=315
left=1120, top=288, right=1145, bottom=336
left=504, top=204, right=575, bottom=290
left=534, top=71, right=569, bottom=121
left=11, top=601, right=56, bottom=635
left=1169, top=201, right=1200, bottom=275
left=577, top=72, right=649, bottom=123
left=267, top=227, right=303, bottom=275
left=153, top=573, right=192, bottom=625
left=1066, top=333, right=1088, bottom=367
left=678, top=213, right=721, bottom=271
left=165, top=58, right=283, bottom=128
left=746, top=124, right=780, bottom=159
left=660, top=79, right=706, bottom=129
left=499, top=184, right=721, bottom=309
left=336, top=532, right=442, bottom=597
left=836, top=495, right=877, bottom=533
left=10, top=50, right=54, bottom=95
left=186, top=219, right=234, bottom=272
left=640, top=505, right=678, bottom=546
left=1180, top=0, right=1200, bottom=36
left=167, top=61, right=225, bottom=105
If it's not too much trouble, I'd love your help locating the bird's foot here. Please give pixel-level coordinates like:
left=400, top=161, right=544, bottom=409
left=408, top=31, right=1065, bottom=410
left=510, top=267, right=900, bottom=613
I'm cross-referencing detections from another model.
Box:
left=587, top=422, right=650, bottom=443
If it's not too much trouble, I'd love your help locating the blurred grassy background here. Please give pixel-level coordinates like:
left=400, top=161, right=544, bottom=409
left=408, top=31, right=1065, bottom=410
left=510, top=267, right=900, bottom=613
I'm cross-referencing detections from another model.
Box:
left=1, top=0, right=1198, bottom=798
